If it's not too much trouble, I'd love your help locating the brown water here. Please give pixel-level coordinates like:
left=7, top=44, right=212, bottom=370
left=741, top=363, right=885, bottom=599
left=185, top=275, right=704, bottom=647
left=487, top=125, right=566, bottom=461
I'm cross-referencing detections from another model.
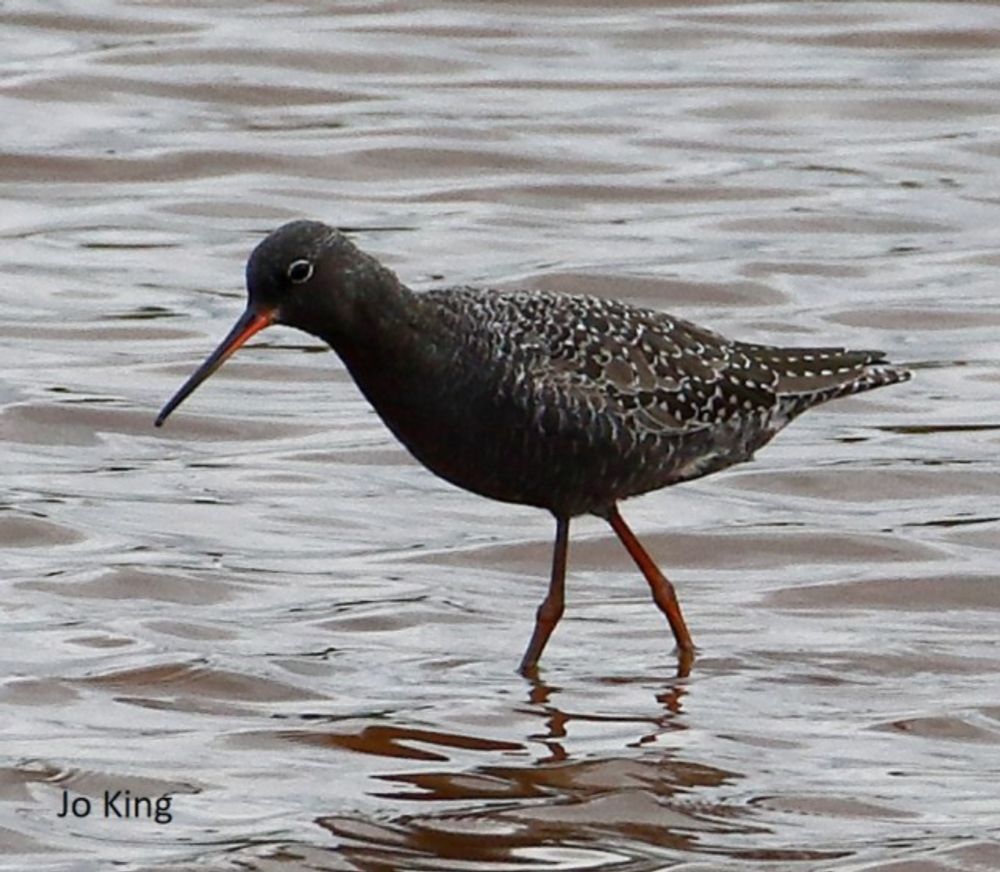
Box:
left=2, top=2, right=999, bottom=870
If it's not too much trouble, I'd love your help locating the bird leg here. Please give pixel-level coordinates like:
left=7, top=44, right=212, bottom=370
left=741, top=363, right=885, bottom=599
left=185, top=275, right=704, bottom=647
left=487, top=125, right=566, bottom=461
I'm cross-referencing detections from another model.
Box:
left=607, top=504, right=695, bottom=671
left=519, top=516, right=570, bottom=675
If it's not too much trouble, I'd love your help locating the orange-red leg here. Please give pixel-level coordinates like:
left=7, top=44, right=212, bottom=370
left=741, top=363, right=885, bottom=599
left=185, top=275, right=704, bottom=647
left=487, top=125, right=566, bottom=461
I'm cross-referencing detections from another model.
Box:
left=519, top=516, right=570, bottom=675
left=607, top=504, right=695, bottom=669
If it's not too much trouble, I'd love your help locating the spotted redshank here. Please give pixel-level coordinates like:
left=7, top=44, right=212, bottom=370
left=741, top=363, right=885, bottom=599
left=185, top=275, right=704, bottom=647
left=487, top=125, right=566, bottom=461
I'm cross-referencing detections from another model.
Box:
left=156, top=221, right=910, bottom=674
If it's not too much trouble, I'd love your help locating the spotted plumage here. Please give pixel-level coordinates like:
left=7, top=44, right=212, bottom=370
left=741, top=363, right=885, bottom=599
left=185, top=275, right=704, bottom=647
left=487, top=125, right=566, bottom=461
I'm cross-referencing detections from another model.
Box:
left=372, top=285, right=910, bottom=519
left=156, top=220, right=912, bottom=674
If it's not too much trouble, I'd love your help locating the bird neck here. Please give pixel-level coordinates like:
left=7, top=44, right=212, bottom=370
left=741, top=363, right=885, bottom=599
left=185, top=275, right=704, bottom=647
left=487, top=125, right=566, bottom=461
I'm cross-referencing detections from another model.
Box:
left=310, top=262, right=434, bottom=381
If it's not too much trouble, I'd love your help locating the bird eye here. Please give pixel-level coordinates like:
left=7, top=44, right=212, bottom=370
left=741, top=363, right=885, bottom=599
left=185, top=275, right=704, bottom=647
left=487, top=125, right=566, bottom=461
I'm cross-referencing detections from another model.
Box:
left=287, top=259, right=313, bottom=284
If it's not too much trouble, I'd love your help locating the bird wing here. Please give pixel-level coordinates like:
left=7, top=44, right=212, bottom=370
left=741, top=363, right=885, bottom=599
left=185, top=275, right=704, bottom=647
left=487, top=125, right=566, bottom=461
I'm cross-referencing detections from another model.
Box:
left=490, top=290, right=781, bottom=437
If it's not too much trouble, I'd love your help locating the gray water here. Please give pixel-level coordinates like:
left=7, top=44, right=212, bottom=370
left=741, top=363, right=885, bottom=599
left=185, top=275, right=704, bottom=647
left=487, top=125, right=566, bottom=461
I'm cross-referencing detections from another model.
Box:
left=2, top=3, right=999, bottom=870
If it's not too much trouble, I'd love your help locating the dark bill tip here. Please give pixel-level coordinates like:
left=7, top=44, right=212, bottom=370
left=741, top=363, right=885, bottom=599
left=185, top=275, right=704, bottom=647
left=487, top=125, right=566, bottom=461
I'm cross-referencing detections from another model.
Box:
left=155, top=308, right=275, bottom=427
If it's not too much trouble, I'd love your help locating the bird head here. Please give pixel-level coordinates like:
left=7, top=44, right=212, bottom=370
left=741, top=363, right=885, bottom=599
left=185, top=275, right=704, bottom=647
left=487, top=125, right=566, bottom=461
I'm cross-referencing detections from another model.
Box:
left=155, top=220, right=374, bottom=427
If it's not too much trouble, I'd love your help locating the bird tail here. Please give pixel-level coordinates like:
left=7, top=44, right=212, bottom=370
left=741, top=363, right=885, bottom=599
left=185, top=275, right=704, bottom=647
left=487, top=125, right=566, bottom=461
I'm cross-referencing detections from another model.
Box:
left=737, top=342, right=911, bottom=419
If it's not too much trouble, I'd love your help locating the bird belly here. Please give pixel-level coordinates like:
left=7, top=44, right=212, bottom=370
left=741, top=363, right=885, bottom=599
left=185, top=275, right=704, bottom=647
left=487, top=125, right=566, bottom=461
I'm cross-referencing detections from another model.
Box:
left=384, top=405, right=780, bottom=518
left=349, top=353, right=784, bottom=518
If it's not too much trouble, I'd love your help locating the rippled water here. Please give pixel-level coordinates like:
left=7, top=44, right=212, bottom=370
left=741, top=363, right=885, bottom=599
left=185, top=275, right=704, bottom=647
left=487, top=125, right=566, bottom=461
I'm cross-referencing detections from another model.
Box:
left=2, top=2, right=999, bottom=870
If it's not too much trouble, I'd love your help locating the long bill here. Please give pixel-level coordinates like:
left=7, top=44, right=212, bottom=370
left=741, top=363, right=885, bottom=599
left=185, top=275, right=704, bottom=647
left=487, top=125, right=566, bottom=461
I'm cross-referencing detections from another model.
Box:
left=155, top=307, right=275, bottom=427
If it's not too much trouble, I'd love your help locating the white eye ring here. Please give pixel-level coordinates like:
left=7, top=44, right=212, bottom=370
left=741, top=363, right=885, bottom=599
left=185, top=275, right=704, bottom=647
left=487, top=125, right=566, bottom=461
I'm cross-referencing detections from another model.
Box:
left=287, top=259, right=313, bottom=284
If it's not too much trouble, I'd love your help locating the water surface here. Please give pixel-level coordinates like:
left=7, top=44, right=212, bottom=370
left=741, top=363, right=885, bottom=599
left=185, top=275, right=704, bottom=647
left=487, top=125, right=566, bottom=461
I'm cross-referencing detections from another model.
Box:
left=2, top=2, right=999, bottom=870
